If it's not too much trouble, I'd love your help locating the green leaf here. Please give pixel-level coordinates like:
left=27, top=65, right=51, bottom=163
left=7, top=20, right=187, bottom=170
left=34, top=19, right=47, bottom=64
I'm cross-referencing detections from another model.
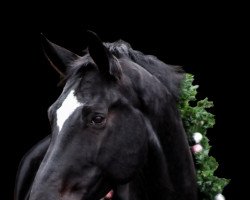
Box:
left=178, top=73, right=230, bottom=199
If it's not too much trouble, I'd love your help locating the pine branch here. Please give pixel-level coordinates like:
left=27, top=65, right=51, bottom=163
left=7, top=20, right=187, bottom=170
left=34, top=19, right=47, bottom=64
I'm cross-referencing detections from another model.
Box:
left=178, top=74, right=230, bottom=200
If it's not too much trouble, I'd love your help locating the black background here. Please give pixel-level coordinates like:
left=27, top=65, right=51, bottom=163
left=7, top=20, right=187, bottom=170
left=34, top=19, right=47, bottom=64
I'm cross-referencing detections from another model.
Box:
left=3, top=4, right=247, bottom=200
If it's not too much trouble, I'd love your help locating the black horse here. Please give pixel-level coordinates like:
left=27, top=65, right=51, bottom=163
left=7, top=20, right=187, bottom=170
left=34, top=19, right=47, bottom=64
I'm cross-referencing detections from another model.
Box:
left=14, top=31, right=197, bottom=200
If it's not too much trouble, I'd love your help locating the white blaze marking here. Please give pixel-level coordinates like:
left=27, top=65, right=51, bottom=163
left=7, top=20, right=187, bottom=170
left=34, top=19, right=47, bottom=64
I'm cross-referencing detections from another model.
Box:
left=56, top=90, right=83, bottom=132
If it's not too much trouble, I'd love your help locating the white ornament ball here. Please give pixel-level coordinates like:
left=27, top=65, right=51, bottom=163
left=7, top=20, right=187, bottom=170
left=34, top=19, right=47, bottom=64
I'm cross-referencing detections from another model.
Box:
left=193, top=132, right=203, bottom=143
left=200, top=120, right=204, bottom=125
left=215, top=193, right=225, bottom=200
left=191, top=144, right=203, bottom=153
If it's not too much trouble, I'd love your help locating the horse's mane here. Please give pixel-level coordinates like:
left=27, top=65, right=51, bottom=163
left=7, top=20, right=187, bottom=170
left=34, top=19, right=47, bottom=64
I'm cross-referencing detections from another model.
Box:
left=71, top=40, right=184, bottom=101
left=105, top=40, right=184, bottom=101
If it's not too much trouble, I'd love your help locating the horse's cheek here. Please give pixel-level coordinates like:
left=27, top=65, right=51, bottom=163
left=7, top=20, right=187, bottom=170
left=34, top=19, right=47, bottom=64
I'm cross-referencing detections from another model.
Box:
left=97, top=118, right=147, bottom=183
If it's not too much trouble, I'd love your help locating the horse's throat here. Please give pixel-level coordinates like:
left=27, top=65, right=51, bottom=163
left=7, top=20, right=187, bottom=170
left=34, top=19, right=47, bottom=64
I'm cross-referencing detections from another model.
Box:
left=143, top=141, right=175, bottom=200
left=114, top=141, right=175, bottom=200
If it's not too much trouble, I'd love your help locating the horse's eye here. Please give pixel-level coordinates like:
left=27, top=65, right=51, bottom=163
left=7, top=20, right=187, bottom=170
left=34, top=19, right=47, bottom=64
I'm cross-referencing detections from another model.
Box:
left=91, top=116, right=105, bottom=124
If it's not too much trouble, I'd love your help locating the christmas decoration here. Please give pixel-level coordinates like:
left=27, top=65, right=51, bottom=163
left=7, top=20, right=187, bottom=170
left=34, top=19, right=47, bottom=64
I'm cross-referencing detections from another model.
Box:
left=214, top=193, right=225, bottom=200
left=178, top=74, right=230, bottom=200
left=193, top=132, right=203, bottom=143
left=191, top=144, right=203, bottom=153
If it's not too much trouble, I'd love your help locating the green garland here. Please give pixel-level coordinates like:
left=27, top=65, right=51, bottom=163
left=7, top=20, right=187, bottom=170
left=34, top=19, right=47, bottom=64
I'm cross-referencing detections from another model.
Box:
left=178, top=74, right=230, bottom=200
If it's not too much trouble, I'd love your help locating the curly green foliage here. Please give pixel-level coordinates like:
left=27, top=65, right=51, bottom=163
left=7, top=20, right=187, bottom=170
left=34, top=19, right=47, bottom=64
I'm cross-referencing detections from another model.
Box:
left=178, top=74, right=230, bottom=200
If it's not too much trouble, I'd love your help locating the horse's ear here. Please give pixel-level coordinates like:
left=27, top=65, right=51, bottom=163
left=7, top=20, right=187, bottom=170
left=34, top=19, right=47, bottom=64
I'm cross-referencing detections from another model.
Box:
left=41, top=33, right=80, bottom=78
left=87, top=31, right=122, bottom=80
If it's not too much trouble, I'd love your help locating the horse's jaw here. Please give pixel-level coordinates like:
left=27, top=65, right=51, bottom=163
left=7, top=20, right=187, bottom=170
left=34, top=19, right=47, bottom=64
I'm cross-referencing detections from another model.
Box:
left=28, top=179, right=114, bottom=200
left=28, top=166, right=113, bottom=200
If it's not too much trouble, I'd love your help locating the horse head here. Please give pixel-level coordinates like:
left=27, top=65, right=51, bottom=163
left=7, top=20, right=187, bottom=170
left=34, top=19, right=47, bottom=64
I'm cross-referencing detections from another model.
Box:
left=29, top=32, right=154, bottom=200
left=28, top=31, right=197, bottom=200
